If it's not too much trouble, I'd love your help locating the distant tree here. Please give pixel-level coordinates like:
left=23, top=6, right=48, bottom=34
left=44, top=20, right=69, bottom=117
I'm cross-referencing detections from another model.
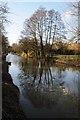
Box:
left=11, top=43, right=21, bottom=53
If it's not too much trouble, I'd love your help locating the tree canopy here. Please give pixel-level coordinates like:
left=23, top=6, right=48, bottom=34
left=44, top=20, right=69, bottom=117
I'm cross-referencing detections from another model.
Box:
left=21, top=7, right=66, bottom=58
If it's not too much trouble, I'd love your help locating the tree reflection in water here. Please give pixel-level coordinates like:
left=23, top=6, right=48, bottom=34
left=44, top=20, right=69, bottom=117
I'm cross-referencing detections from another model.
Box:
left=18, top=58, right=78, bottom=110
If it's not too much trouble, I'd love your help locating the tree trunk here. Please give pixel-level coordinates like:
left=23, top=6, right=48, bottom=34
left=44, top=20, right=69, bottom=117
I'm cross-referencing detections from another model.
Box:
left=40, top=35, right=44, bottom=58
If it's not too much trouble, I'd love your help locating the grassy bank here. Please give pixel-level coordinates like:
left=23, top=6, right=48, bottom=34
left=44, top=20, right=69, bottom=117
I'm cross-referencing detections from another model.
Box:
left=54, top=55, right=80, bottom=66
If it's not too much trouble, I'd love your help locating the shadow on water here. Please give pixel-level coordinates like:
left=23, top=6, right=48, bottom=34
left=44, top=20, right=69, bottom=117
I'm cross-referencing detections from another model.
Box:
left=6, top=53, right=80, bottom=118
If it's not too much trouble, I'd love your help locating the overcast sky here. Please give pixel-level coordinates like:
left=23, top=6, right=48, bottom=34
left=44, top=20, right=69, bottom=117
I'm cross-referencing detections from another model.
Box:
left=4, top=1, right=77, bottom=45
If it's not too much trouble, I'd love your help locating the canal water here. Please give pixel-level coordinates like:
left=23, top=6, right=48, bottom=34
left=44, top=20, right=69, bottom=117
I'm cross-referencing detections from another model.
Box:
left=6, top=53, right=79, bottom=118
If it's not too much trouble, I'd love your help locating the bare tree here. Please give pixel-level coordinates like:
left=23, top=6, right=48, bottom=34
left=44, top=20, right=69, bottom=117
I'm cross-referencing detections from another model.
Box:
left=48, top=9, right=55, bottom=44
left=0, top=1, right=9, bottom=56
left=52, top=11, right=65, bottom=45
left=35, top=7, right=47, bottom=57
left=21, top=7, right=65, bottom=58
left=22, top=7, right=47, bottom=57
left=0, top=1, right=9, bottom=34
left=68, top=2, right=80, bottom=42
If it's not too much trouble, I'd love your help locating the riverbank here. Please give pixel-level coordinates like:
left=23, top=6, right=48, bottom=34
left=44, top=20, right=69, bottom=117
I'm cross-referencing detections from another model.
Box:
left=54, top=55, right=80, bottom=67
left=2, top=59, right=27, bottom=120
left=11, top=52, right=80, bottom=67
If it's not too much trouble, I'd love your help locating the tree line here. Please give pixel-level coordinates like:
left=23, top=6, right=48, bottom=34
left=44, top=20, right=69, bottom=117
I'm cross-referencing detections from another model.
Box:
left=11, top=39, right=80, bottom=57
left=11, top=6, right=80, bottom=57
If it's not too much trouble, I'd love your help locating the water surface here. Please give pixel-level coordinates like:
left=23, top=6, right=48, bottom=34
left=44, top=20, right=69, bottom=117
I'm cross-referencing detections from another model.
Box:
left=6, top=53, right=79, bottom=118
